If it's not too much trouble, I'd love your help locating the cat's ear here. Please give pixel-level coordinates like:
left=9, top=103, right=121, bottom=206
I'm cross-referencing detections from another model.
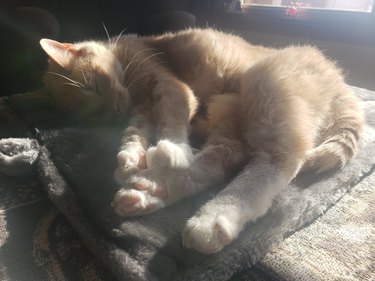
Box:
left=40, top=39, right=78, bottom=70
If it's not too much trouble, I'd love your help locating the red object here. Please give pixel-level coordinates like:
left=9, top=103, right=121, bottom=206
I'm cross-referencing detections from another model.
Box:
left=286, top=1, right=300, bottom=17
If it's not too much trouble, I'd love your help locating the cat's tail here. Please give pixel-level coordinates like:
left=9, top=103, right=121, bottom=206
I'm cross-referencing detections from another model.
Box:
left=301, top=89, right=364, bottom=174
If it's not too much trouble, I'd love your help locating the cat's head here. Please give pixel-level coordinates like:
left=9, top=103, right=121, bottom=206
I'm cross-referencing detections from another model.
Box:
left=39, top=38, right=129, bottom=122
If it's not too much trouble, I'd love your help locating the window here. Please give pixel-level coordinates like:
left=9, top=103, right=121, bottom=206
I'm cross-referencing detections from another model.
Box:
left=242, top=0, right=374, bottom=13
left=216, top=0, right=375, bottom=46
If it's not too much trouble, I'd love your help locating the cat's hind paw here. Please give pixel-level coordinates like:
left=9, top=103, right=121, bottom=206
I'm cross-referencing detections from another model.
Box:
left=146, top=140, right=193, bottom=169
left=182, top=212, right=236, bottom=254
left=112, top=170, right=168, bottom=217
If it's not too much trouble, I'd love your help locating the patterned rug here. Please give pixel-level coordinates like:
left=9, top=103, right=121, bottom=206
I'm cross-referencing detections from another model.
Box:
left=1, top=157, right=374, bottom=281
left=0, top=175, right=115, bottom=281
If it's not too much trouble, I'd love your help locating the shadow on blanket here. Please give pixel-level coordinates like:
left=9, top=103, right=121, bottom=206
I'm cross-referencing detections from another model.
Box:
left=1, top=87, right=375, bottom=281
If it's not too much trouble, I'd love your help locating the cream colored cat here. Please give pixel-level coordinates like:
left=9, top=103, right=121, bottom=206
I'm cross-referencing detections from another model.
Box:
left=38, top=28, right=363, bottom=254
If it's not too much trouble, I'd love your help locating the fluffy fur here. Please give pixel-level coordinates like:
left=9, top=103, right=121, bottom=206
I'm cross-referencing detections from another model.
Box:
left=37, top=28, right=364, bottom=253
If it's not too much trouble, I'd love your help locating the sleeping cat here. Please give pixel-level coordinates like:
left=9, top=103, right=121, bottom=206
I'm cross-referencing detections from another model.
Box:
left=38, top=28, right=363, bottom=254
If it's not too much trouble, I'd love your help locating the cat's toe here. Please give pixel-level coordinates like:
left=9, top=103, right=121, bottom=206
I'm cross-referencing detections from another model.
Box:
left=117, top=146, right=147, bottom=168
left=114, top=166, right=139, bottom=185
left=129, top=176, right=169, bottom=198
left=146, top=140, right=193, bottom=169
left=182, top=213, right=235, bottom=254
left=112, top=171, right=169, bottom=217
left=112, top=188, right=165, bottom=217
left=114, top=147, right=146, bottom=184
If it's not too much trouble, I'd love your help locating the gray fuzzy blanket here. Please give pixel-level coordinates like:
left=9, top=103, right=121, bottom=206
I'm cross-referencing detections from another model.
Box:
left=1, top=86, right=375, bottom=281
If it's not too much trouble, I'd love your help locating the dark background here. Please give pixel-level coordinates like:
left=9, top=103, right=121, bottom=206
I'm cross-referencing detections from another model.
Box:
left=1, top=0, right=374, bottom=97
left=0, top=0, right=211, bottom=96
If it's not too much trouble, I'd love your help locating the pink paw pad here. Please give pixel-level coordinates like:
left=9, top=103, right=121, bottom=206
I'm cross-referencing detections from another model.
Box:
left=112, top=177, right=168, bottom=217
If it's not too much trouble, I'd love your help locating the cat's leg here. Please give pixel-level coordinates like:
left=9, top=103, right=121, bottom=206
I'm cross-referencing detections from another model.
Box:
left=115, top=78, right=197, bottom=184
left=182, top=152, right=303, bottom=254
left=145, top=79, right=198, bottom=169
left=113, top=79, right=200, bottom=215
left=112, top=138, right=249, bottom=217
left=182, top=59, right=316, bottom=253
left=114, top=112, right=151, bottom=184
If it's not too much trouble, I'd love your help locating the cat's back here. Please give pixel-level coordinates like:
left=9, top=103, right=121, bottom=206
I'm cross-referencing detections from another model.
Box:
left=150, top=29, right=272, bottom=72
left=146, top=28, right=274, bottom=96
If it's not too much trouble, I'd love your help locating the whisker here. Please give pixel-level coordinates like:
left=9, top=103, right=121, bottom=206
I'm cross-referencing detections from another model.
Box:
left=127, top=61, right=168, bottom=93
left=125, top=51, right=162, bottom=81
left=120, top=43, right=129, bottom=78
left=63, top=82, right=83, bottom=88
left=125, top=52, right=164, bottom=85
left=122, top=60, right=138, bottom=81
left=124, top=48, right=155, bottom=71
left=126, top=48, right=158, bottom=66
left=102, top=22, right=112, bottom=45
left=122, top=49, right=147, bottom=80
left=81, top=69, right=88, bottom=85
left=47, top=71, right=85, bottom=88
left=114, top=28, right=127, bottom=48
left=141, top=52, right=164, bottom=64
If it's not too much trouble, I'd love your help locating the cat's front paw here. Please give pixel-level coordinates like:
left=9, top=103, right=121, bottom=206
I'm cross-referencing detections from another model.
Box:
left=146, top=140, right=193, bottom=169
left=182, top=212, right=238, bottom=254
left=112, top=168, right=169, bottom=217
left=114, top=145, right=146, bottom=184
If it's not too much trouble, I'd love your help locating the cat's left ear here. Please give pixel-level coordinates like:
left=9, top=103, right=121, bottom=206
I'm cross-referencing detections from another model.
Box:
left=40, top=39, right=78, bottom=70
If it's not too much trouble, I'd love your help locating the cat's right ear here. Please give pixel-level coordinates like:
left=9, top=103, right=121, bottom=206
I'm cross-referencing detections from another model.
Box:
left=40, top=39, right=78, bottom=70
